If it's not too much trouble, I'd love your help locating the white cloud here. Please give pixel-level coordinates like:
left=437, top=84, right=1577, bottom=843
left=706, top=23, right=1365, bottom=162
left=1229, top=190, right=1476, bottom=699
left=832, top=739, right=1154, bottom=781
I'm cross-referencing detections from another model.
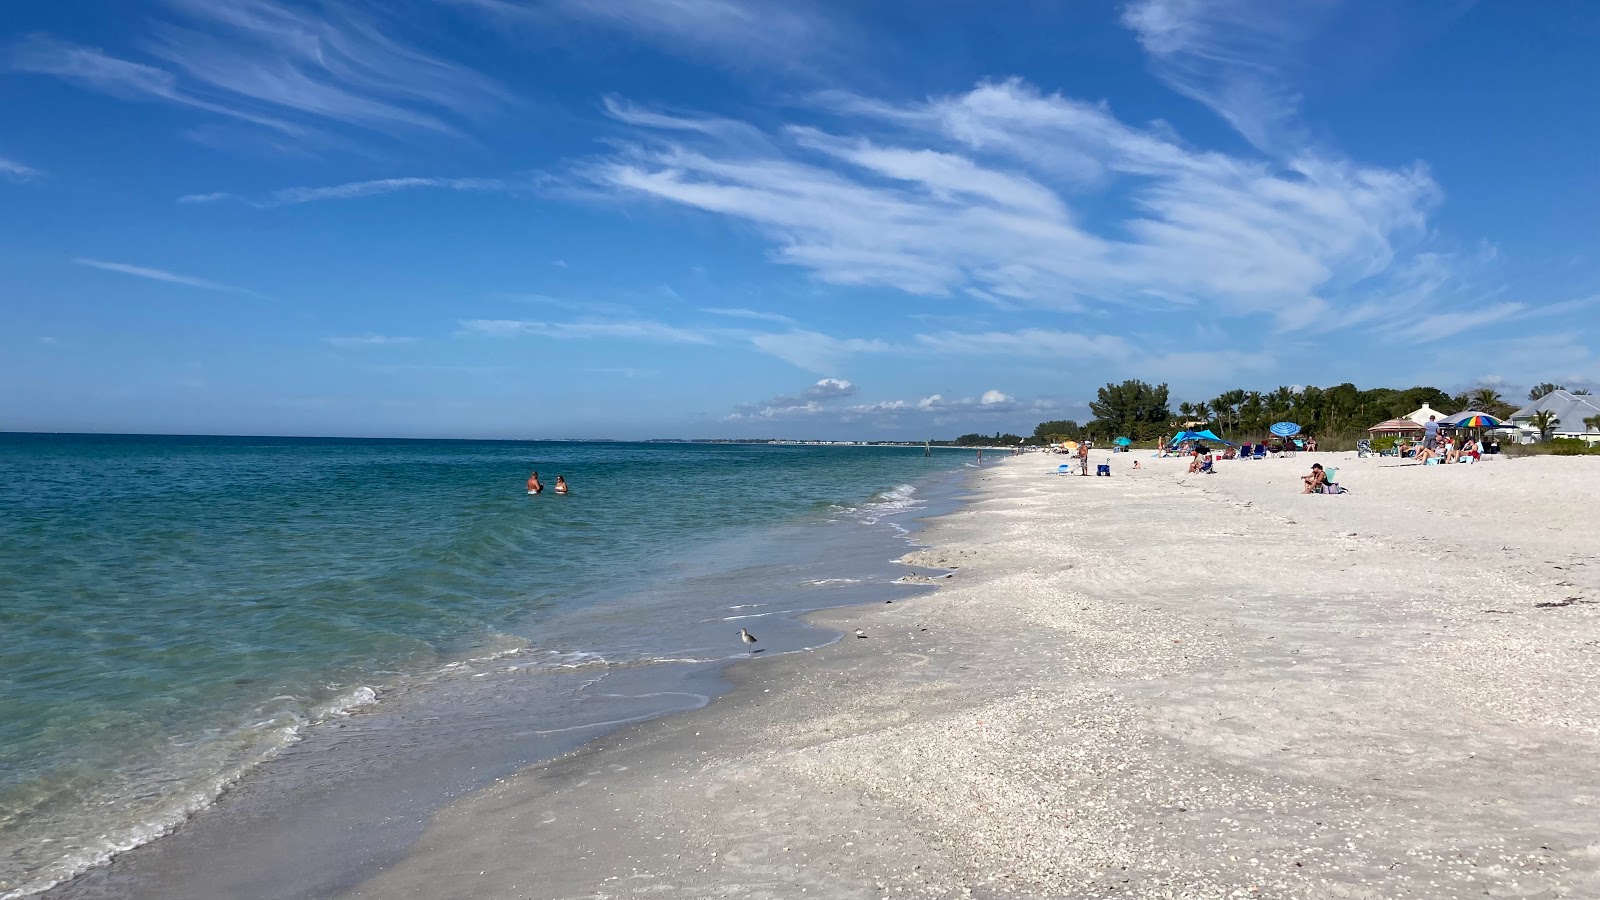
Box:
left=177, top=191, right=237, bottom=205
left=841, top=390, right=1024, bottom=419
left=1121, top=0, right=1339, bottom=153
left=1, top=156, right=41, bottom=180
left=10, top=0, right=510, bottom=143
left=588, top=79, right=1445, bottom=331
left=180, top=176, right=514, bottom=207
left=457, top=318, right=713, bottom=344
left=748, top=330, right=892, bottom=373
left=324, top=334, right=419, bottom=347
left=701, top=307, right=798, bottom=326
left=727, top=378, right=858, bottom=419
left=1394, top=302, right=1526, bottom=343
left=74, top=258, right=266, bottom=298
left=444, top=0, right=829, bottom=70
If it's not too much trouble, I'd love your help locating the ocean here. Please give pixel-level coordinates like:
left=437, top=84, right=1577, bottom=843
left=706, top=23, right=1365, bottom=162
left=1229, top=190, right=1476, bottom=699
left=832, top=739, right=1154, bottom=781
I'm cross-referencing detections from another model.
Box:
left=0, top=434, right=974, bottom=899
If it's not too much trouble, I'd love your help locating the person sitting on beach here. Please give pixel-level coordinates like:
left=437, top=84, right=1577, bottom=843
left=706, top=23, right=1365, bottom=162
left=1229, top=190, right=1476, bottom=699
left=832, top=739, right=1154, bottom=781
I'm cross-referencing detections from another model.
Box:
left=527, top=471, right=543, bottom=494
left=1301, top=463, right=1327, bottom=494
left=554, top=476, right=569, bottom=494
left=1306, top=437, right=1318, bottom=452
left=1414, top=444, right=1435, bottom=464
left=1444, top=439, right=1463, bottom=464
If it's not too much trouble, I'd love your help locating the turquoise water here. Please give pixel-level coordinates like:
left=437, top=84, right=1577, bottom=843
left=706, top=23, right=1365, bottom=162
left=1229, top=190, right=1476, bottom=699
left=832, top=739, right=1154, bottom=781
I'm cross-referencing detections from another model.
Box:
left=0, top=434, right=968, bottom=898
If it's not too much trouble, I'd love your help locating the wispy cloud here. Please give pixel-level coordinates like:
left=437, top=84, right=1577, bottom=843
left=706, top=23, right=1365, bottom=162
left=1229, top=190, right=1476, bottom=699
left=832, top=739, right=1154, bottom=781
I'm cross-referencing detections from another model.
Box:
left=458, top=318, right=714, bottom=344
left=587, top=79, right=1447, bottom=333
left=444, top=0, right=830, bottom=70
left=74, top=258, right=267, bottom=298
left=701, top=307, right=798, bottom=326
left=1121, top=0, right=1339, bottom=153
left=324, top=334, right=419, bottom=347
left=179, top=176, right=516, bottom=207
left=0, top=155, right=42, bottom=181
left=10, top=0, right=511, bottom=145
left=747, top=330, right=892, bottom=374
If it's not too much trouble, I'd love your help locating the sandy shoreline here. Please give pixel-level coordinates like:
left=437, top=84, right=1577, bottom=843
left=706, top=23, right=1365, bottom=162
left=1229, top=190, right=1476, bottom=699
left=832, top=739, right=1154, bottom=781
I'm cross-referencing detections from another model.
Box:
left=338, top=451, right=1600, bottom=899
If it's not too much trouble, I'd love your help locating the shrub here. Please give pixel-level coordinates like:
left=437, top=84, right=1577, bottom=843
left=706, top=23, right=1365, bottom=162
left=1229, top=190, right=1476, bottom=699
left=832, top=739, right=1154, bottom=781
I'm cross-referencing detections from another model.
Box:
left=1546, top=438, right=1599, bottom=456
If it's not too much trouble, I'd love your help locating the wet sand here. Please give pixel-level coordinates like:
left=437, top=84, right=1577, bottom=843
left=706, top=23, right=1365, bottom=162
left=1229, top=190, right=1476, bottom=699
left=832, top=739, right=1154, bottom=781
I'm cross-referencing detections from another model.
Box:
left=340, top=451, right=1600, bottom=899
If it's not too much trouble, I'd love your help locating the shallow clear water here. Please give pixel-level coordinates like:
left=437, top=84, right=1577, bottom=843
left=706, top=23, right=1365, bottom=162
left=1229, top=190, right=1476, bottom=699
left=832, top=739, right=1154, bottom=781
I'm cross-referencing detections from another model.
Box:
left=0, top=434, right=970, bottom=898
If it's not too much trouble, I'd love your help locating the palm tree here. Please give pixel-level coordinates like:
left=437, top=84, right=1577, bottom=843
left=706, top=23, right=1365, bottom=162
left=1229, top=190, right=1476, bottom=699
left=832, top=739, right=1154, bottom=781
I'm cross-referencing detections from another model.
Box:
left=1585, top=413, right=1600, bottom=434
left=1469, top=387, right=1503, bottom=411
left=1193, top=401, right=1211, bottom=427
left=1529, top=383, right=1566, bottom=401
left=1530, top=410, right=1561, bottom=443
left=1574, top=389, right=1593, bottom=395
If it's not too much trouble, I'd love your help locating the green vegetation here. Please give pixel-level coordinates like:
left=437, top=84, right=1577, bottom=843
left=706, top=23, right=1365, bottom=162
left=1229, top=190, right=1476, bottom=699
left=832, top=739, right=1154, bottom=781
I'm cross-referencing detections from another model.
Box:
left=1086, top=380, right=1173, bottom=441
left=1528, top=410, right=1560, bottom=443
left=1032, top=382, right=1466, bottom=448
left=949, top=432, right=1025, bottom=447
left=1021, top=380, right=1597, bottom=450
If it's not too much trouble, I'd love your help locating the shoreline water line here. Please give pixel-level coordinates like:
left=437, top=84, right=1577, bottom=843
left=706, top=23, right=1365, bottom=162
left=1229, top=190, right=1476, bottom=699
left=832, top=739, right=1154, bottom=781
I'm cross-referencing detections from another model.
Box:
left=10, top=439, right=979, bottom=900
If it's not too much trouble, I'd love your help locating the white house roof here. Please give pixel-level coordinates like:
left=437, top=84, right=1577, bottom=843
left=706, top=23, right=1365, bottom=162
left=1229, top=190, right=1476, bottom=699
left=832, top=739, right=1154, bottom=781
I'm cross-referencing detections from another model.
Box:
left=1508, top=390, right=1600, bottom=433
left=1404, top=402, right=1447, bottom=425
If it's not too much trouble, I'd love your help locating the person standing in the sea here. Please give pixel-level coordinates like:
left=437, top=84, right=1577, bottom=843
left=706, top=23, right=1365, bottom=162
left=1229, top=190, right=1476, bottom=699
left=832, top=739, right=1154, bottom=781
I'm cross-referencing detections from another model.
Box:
left=527, top=471, right=543, bottom=494
left=554, top=476, right=569, bottom=495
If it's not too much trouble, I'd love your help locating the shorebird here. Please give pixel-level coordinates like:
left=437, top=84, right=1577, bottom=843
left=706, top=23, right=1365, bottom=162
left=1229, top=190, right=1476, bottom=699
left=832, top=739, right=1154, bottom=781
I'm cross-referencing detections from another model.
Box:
left=737, top=628, right=758, bottom=653
left=854, top=629, right=868, bottom=639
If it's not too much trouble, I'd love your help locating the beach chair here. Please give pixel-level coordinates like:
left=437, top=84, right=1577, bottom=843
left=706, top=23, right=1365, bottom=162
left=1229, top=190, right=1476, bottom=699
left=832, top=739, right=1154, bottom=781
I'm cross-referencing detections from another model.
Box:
left=1252, top=443, right=1267, bottom=459
left=1198, top=458, right=1215, bottom=474
left=1356, top=439, right=1373, bottom=458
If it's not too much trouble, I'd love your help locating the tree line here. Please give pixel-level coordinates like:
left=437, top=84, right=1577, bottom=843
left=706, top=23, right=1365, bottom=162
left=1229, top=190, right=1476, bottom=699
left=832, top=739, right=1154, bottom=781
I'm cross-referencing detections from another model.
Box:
left=1031, top=380, right=1594, bottom=445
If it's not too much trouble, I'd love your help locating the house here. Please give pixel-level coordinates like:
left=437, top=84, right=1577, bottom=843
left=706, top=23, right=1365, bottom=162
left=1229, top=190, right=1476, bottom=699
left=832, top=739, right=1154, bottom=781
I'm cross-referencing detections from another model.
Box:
left=1403, top=402, right=1449, bottom=426
left=1507, top=390, right=1600, bottom=444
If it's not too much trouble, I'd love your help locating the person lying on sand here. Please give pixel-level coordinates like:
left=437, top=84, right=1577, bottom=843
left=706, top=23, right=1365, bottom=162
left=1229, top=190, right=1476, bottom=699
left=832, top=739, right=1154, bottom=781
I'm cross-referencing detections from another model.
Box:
left=1301, top=463, right=1327, bottom=494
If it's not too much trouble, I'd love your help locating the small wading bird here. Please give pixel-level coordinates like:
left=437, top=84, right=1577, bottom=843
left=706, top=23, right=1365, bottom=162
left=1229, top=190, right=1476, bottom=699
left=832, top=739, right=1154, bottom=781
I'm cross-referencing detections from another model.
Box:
left=737, top=627, right=758, bottom=653
left=855, top=629, right=868, bottom=639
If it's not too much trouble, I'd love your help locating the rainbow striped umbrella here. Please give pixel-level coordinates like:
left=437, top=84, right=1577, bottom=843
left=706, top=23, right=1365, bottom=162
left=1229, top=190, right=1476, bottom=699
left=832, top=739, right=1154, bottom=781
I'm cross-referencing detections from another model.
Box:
left=1455, top=413, right=1504, bottom=428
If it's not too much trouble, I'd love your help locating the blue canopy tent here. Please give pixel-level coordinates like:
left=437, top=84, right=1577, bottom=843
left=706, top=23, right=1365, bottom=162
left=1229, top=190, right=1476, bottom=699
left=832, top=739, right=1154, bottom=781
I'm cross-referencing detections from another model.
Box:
left=1168, top=429, right=1233, bottom=446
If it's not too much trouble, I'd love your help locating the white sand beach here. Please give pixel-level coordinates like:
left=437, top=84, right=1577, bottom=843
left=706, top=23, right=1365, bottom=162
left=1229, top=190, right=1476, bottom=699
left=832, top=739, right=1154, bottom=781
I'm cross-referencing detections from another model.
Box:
left=340, top=451, right=1600, bottom=899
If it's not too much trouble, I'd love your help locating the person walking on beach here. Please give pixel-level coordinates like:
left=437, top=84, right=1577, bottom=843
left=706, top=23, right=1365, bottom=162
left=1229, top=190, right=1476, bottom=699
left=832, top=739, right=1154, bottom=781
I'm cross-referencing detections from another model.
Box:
left=527, top=471, right=543, bottom=494
left=554, top=476, right=569, bottom=495
left=1423, top=415, right=1439, bottom=452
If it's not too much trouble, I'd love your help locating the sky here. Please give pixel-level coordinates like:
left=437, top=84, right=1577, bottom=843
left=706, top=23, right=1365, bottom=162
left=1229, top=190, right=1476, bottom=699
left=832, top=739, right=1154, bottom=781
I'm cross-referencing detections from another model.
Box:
left=2, top=0, right=1598, bottom=439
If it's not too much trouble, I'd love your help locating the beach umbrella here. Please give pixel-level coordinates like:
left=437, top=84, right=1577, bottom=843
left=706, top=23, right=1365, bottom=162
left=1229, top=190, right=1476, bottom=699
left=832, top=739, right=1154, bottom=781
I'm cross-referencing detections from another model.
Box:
left=1454, top=413, right=1505, bottom=429
left=1113, top=437, right=1132, bottom=446
left=1269, top=421, right=1301, bottom=437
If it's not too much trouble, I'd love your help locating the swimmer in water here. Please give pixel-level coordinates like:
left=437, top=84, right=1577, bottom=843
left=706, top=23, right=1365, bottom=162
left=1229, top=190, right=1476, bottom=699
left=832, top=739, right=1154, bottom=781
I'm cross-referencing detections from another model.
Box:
left=554, top=476, right=569, bottom=495
left=527, top=471, right=543, bottom=494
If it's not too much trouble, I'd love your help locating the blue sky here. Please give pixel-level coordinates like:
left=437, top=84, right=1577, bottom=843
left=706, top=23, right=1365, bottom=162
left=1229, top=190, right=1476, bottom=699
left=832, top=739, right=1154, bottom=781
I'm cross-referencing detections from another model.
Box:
left=2, top=0, right=1597, bottom=439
